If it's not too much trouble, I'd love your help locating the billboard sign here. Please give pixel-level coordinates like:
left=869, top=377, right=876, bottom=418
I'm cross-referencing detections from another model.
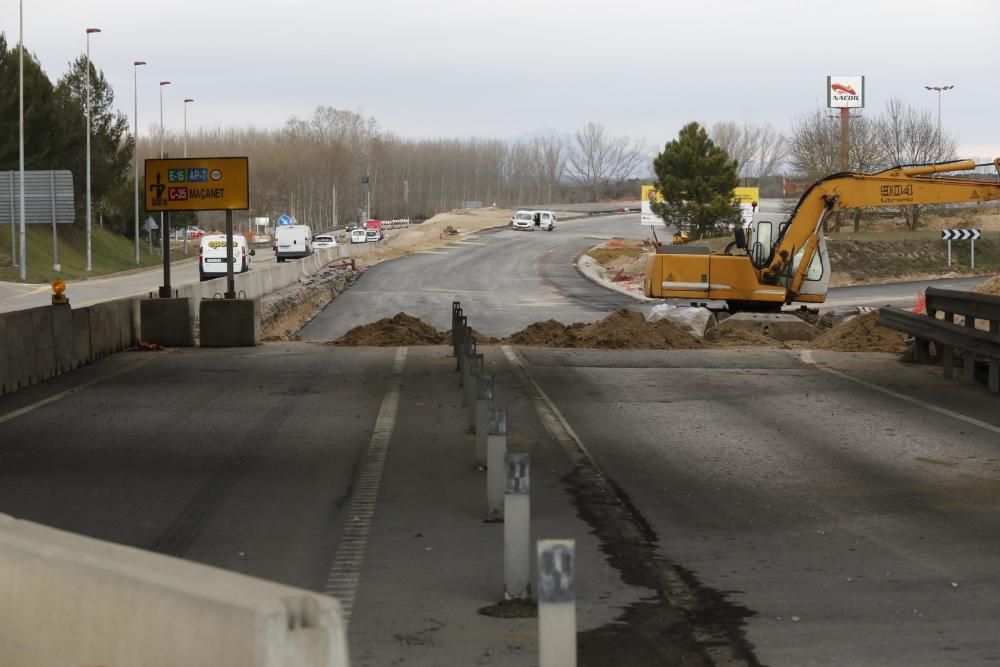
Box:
left=640, top=185, right=665, bottom=226
left=827, top=75, right=865, bottom=108
left=0, top=170, right=75, bottom=225
left=144, top=157, right=249, bottom=212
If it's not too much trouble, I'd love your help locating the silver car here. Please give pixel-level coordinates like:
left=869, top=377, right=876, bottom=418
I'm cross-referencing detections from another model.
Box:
left=511, top=210, right=535, bottom=231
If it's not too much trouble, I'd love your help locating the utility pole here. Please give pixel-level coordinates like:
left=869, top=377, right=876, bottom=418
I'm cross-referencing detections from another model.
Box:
left=17, top=0, right=25, bottom=280
left=85, top=27, right=101, bottom=272
left=924, top=85, right=955, bottom=161
left=133, top=60, right=146, bottom=264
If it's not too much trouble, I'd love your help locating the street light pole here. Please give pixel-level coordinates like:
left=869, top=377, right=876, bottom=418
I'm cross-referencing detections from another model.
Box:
left=158, top=80, right=170, bottom=255
left=85, top=27, right=101, bottom=273
left=924, top=84, right=955, bottom=161
left=183, top=97, right=194, bottom=255
left=17, top=0, right=25, bottom=279
left=133, top=60, right=146, bottom=265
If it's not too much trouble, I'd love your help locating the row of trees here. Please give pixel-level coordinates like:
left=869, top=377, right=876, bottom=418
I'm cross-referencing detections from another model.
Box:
left=142, top=110, right=647, bottom=228
left=0, top=35, right=132, bottom=232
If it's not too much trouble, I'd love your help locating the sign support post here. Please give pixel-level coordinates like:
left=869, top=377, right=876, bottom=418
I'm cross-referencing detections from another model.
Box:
left=948, top=239, right=952, bottom=269
left=225, top=209, right=236, bottom=299
left=159, top=211, right=172, bottom=298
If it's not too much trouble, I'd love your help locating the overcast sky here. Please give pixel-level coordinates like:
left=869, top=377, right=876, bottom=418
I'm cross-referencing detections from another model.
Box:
left=4, top=0, right=1000, bottom=159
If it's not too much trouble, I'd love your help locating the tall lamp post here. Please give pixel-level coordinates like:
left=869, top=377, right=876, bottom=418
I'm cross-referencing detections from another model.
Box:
left=183, top=97, right=194, bottom=255
left=924, top=84, right=955, bottom=161
left=133, top=60, right=146, bottom=265
left=158, top=80, right=170, bottom=254
left=85, top=27, right=101, bottom=272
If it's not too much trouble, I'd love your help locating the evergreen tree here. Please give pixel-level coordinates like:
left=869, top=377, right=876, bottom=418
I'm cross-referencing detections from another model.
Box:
left=55, top=55, right=133, bottom=231
left=650, top=122, right=741, bottom=239
left=0, top=33, right=66, bottom=171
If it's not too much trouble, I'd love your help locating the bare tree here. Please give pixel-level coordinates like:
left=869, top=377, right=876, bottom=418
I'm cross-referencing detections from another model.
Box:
left=710, top=122, right=786, bottom=183
left=567, top=122, right=645, bottom=200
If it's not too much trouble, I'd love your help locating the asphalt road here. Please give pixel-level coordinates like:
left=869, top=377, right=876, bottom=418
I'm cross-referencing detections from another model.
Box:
left=300, top=214, right=653, bottom=339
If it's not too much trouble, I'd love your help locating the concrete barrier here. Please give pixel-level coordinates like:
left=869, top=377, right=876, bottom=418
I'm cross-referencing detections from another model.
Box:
left=140, top=298, right=195, bottom=347
left=4, top=309, right=36, bottom=392
left=0, top=513, right=349, bottom=667
left=51, top=303, right=73, bottom=375
left=200, top=298, right=260, bottom=347
left=71, top=307, right=92, bottom=370
left=30, top=306, right=56, bottom=383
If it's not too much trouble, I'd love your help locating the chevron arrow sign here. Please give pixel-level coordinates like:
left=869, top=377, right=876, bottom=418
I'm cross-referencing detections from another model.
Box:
left=941, top=229, right=981, bottom=241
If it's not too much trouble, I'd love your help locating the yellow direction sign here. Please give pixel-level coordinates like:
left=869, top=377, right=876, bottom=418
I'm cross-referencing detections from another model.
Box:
left=145, top=157, right=249, bottom=211
left=733, top=187, right=759, bottom=204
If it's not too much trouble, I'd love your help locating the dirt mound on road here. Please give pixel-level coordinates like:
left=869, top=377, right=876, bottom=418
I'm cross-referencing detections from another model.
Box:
left=974, top=275, right=1000, bottom=295
left=328, top=313, right=449, bottom=346
left=504, top=309, right=702, bottom=350
left=708, top=327, right=788, bottom=348
left=809, top=312, right=906, bottom=353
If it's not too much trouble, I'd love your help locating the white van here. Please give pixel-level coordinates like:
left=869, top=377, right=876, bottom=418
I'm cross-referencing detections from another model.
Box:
left=350, top=228, right=368, bottom=243
left=275, top=225, right=313, bottom=262
left=199, top=234, right=254, bottom=281
left=534, top=210, right=556, bottom=231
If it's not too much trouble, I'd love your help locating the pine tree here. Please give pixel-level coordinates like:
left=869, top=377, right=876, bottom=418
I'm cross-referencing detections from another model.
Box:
left=650, top=122, right=740, bottom=239
left=0, top=33, right=66, bottom=171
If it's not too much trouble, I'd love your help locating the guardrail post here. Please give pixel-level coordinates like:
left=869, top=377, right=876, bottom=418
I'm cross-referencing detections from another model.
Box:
left=467, top=353, right=484, bottom=430
left=456, top=316, right=468, bottom=372
left=913, top=338, right=930, bottom=363
left=504, top=453, right=530, bottom=600
left=538, top=539, right=576, bottom=667
left=486, top=406, right=507, bottom=521
left=475, top=374, right=494, bottom=466
left=941, top=344, right=954, bottom=379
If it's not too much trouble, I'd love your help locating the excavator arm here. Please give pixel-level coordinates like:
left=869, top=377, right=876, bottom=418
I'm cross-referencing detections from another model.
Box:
left=765, top=158, right=1000, bottom=298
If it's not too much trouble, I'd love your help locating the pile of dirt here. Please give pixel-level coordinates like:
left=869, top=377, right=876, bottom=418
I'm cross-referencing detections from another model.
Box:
left=328, top=313, right=449, bottom=346
left=808, top=312, right=907, bottom=353
left=586, top=244, right=649, bottom=267
left=504, top=309, right=702, bottom=350
left=973, top=275, right=1000, bottom=295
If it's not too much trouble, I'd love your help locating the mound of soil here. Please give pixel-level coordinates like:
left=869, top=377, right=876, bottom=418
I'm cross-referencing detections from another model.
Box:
left=329, top=313, right=449, bottom=346
left=504, top=309, right=701, bottom=350
left=974, top=275, right=1000, bottom=296
left=809, top=312, right=906, bottom=353
left=586, top=245, right=649, bottom=267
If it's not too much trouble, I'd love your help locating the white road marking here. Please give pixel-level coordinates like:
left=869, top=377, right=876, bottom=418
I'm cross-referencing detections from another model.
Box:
left=323, top=346, right=408, bottom=621
left=453, top=241, right=488, bottom=246
left=0, top=351, right=172, bottom=425
left=800, top=349, right=1000, bottom=436
left=414, top=250, right=453, bottom=255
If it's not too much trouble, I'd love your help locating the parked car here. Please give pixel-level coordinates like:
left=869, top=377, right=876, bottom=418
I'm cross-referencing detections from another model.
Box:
left=199, top=234, right=254, bottom=281
left=313, top=234, right=337, bottom=249
left=365, top=228, right=381, bottom=242
left=511, top=210, right=535, bottom=231
left=350, top=228, right=368, bottom=243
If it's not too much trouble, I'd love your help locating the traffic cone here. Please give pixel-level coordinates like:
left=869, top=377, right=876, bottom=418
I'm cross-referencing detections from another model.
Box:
left=912, top=291, right=926, bottom=314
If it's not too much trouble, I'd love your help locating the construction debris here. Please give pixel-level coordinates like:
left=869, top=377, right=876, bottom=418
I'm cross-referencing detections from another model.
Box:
left=328, top=313, right=449, bottom=346
left=973, top=275, right=1000, bottom=296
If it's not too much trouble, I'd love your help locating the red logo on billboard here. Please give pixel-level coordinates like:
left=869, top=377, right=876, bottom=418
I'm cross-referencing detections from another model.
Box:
left=168, top=187, right=189, bottom=201
left=831, top=83, right=857, bottom=96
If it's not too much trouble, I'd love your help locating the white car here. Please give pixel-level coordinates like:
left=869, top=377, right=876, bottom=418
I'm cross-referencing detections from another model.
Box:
left=313, top=234, right=337, bottom=249
left=275, top=224, right=313, bottom=262
left=511, top=210, right=535, bottom=231
left=199, top=234, right=254, bottom=281
left=365, top=228, right=381, bottom=242
left=350, top=228, right=368, bottom=243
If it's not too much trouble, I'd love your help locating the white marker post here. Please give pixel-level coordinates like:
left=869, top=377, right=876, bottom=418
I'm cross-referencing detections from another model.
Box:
left=538, top=539, right=577, bottom=667
left=475, top=373, right=494, bottom=466
left=461, top=340, right=476, bottom=404
left=486, top=406, right=507, bottom=521
left=504, top=453, right=530, bottom=600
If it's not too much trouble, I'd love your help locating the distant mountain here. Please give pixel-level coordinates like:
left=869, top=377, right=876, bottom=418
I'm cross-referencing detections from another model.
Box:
left=507, top=127, right=575, bottom=145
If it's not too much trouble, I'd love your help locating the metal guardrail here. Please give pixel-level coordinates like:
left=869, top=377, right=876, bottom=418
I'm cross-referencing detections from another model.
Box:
left=878, top=288, right=1000, bottom=394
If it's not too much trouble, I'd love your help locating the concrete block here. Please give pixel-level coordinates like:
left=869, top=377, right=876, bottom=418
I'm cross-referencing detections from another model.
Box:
left=71, top=307, right=92, bottom=369
left=51, top=303, right=73, bottom=375
left=140, top=298, right=195, bottom=347
left=0, top=513, right=349, bottom=667
left=711, top=312, right=819, bottom=342
left=5, top=310, right=36, bottom=390
left=112, top=299, right=136, bottom=351
left=200, top=298, right=260, bottom=347
left=88, top=302, right=118, bottom=359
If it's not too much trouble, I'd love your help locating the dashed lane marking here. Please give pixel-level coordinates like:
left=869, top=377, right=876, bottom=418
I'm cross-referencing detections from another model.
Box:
left=323, top=346, right=408, bottom=621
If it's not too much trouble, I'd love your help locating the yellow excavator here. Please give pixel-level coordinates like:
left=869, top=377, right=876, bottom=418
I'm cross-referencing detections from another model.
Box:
left=644, top=158, right=1000, bottom=311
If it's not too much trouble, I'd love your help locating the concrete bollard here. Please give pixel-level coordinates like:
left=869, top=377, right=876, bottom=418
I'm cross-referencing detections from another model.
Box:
left=466, top=353, right=484, bottom=429
left=486, top=406, right=508, bottom=521
left=461, top=337, right=476, bottom=393
left=456, top=317, right=468, bottom=375
left=451, top=302, right=462, bottom=355
left=504, top=453, right=531, bottom=600
left=474, top=374, right=494, bottom=464
left=538, top=539, right=577, bottom=667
